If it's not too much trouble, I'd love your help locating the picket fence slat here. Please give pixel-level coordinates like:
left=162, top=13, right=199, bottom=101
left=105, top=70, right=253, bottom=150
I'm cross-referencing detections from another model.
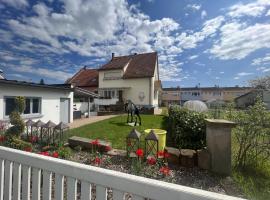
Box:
left=32, top=168, right=41, bottom=200
left=81, top=181, right=91, bottom=200
left=67, top=177, right=77, bottom=200
left=55, top=174, right=64, bottom=200
left=0, top=159, right=3, bottom=200
left=96, top=185, right=107, bottom=200
left=43, top=170, right=52, bottom=200
left=22, top=165, right=31, bottom=200
left=4, top=160, right=12, bottom=200
left=113, top=190, right=125, bottom=200
left=13, top=162, right=21, bottom=200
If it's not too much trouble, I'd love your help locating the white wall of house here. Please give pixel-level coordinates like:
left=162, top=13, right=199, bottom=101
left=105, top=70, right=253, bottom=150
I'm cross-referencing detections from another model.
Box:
left=0, top=84, right=73, bottom=124
left=99, top=70, right=151, bottom=106
left=98, top=61, right=159, bottom=107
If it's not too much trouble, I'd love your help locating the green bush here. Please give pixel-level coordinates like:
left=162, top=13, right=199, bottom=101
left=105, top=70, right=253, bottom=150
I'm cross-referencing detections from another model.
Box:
left=168, top=105, right=206, bottom=149
left=6, top=96, right=25, bottom=137
left=6, top=137, right=32, bottom=150
left=228, top=98, right=270, bottom=169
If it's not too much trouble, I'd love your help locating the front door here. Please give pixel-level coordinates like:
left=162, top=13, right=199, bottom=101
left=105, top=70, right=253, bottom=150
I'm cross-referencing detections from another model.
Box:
left=118, top=90, right=123, bottom=102
left=60, top=98, right=70, bottom=123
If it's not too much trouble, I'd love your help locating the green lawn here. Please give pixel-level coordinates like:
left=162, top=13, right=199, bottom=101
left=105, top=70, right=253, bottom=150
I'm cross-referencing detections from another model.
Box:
left=67, top=114, right=167, bottom=149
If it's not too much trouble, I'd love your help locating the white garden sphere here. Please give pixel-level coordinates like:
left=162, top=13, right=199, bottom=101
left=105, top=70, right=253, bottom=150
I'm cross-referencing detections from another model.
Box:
left=183, top=100, right=208, bottom=112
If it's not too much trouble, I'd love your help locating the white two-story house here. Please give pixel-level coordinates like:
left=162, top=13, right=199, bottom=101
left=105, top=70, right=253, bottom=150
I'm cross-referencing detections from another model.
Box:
left=98, top=52, right=161, bottom=108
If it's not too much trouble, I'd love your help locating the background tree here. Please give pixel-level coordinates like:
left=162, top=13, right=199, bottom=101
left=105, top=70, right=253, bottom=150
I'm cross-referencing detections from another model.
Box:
left=249, top=75, right=270, bottom=89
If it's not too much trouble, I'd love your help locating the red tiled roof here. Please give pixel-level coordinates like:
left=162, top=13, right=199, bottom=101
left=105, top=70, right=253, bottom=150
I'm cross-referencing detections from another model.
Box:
left=67, top=68, right=98, bottom=88
left=99, top=52, right=157, bottom=78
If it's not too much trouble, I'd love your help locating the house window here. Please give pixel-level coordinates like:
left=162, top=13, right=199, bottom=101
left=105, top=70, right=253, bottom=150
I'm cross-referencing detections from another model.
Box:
left=4, top=97, right=41, bottom=116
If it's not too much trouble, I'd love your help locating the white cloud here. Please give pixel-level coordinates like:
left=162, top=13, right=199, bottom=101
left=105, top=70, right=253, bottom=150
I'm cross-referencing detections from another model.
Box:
left=3, top=0, right=184, bottom=81
left=234, top=77, right=240, bottom=80
left=188, top=55, right=198, bottom=60
left=186, top=4, right=201, bottom=11
left=256, top=66, right=270, bottom=72
left=177, top=16, right=224, bottom=50
left=0, top=0, right=28, bottom=8
left=11, top=65, right=73, bottom=81
left=210, top=22, right=270, bottom=60
left=228, top=0, right=270, bottom=18
left=252, top=53, right=270, bottom=65
left=266, top=10, right=270, bottom=16
left=237, top=72, right=253, bottom=76
left=220, top=71, right=225, bottom=74
left=201, top=10, right=207, bottom=19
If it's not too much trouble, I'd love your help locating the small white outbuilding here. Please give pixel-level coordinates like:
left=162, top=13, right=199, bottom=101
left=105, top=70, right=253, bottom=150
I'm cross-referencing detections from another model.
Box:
left=0, top=79, right=74, bottom=124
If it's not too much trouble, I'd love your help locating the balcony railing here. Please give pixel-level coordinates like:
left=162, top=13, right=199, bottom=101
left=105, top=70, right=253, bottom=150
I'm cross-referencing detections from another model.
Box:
left=94, top=98, right=119, bottom=105
left=0, top=146, right=245, bottom=200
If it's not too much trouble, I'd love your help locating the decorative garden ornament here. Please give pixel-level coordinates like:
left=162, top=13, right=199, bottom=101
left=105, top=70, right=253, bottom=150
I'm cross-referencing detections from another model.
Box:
left=125, top=100, right=142, bottom=126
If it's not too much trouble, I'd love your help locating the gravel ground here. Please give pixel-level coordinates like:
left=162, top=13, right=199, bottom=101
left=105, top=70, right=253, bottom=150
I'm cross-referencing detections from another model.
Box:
left=68, top=151, right=245, bottom=199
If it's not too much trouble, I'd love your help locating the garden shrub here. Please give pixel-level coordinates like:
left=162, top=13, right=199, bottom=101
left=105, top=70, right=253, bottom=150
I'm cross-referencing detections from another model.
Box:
left=168, top=105, right=206, bottom=150
left=228, top=98, right=270, bottom=169
left=7, top=137, right=32, bottom=151
left=6, top=96, right=25, bottom=137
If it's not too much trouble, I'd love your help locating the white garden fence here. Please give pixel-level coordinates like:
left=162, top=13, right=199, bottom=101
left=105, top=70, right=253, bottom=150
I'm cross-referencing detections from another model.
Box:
left=0, top=146, right=245, bottom=200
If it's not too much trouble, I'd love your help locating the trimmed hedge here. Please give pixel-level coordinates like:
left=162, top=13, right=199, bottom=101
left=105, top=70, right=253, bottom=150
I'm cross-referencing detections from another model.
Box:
left=168, top=105, right=206, bottom=150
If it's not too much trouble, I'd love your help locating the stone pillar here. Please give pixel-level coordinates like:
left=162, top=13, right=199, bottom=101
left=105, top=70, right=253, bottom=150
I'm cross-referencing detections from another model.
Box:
left=205, top=119, right=236, bottom=175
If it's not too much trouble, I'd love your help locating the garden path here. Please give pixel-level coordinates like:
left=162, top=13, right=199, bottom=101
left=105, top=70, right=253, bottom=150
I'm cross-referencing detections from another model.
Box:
left=69, top=115, right=119, bottom=129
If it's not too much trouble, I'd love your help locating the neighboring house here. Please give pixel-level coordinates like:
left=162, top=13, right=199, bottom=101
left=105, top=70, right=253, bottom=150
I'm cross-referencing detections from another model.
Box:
left=66, top=67, right=98, bottom=93
left=98, top=52, right=160, bottom=108
left=162, top=87, right=181, bottom=106
left=0, top=79, right=74, bottom=124
left=161, top=86, right=252, bottom=106
left=235, top=89, right=270, bottom=109
left=180, top=87, right=202, bottom=104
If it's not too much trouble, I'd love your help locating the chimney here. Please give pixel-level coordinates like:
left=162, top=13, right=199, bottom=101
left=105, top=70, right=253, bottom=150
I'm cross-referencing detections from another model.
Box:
left=0, top=69, right=5, bottom=79
left=112, top=53, right=115, bottom=60
left=134, top=53, right=137, bottom=55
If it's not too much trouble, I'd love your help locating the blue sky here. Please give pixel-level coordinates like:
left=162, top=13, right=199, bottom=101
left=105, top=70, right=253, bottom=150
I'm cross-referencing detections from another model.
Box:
left=0, top=0, right=270, bottom=87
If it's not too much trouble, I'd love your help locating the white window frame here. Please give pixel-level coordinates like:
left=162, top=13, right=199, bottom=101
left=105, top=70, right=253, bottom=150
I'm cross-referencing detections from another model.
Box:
left=4, top=96, right=42, bottom=118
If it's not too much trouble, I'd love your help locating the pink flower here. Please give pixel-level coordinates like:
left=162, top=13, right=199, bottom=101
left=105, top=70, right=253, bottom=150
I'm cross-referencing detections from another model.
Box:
left=160, top=166, right=171, bottom=176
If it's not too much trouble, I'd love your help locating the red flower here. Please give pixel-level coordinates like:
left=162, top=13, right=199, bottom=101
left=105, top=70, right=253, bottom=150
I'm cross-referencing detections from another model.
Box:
left=90, top=139, right=99, bottom=146
left=105, top=145, right=111, bottom=152
left=147, top=157, right=156, bottom=165
left=94, top=157, right=101, bottom=165
left=39, top=151, right=50, bottom=156
left=157, top=151, right=164, bottom=158
left=127, top=141, right=132, bottom=146
left=136, top=149, right=144, bottom=157
left=160, top=166, right=171, bottom=176
left=0, top=135, right=5, bottom=142
left=164, top=152, right=170, bottom=158
left=51, top=152, right=59, bottom=158
left=24, top=147, right=32, bottom=152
